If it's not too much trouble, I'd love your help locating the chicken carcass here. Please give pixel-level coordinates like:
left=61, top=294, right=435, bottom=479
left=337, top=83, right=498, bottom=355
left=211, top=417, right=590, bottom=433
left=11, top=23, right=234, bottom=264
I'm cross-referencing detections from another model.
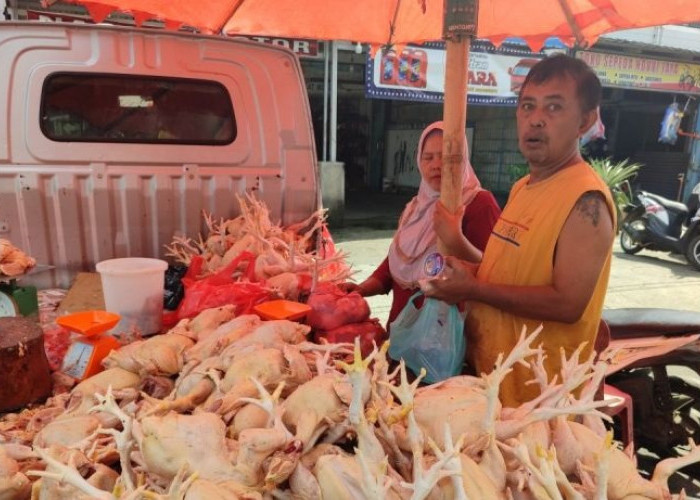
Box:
left=135, top=412, right=244, bottom=482
left=102, top=332, right=194, bottom=376
left=183, top=314, right=261, bottom=362
left=207, top=344, right=312, bottom=421
left=0, top=445, right=30, bottom=500
left=0, top=240, right=36, bottom=277
left=186, top=305, right=237, bottom=339
left=281, top=372, right=358, bottom=451
left=64, top=367, right=141, bottom=417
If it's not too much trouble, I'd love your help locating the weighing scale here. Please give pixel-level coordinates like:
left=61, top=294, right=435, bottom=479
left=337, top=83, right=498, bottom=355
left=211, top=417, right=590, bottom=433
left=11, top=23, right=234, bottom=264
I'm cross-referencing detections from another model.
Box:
left=0, top=265, right=53, bottom=318
left=57, top=310, right=121, bottom=380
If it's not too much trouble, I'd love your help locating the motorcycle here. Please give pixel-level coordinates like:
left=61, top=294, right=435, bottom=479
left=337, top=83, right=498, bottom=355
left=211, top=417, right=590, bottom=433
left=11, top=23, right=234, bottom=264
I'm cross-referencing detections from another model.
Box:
left=603, top=307, right=700, bottom=486
left=619, top=184, right=700, bottom=270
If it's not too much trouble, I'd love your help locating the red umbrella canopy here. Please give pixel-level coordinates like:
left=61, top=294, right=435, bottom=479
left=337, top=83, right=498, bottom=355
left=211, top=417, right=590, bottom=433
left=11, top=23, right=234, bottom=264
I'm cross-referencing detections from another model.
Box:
left=53, top=0, right=700, bottom=51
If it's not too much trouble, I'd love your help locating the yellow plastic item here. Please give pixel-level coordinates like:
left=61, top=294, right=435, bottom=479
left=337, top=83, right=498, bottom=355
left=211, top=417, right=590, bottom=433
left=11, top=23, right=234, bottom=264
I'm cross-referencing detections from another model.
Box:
left=253, top=300, right=311, bottom=321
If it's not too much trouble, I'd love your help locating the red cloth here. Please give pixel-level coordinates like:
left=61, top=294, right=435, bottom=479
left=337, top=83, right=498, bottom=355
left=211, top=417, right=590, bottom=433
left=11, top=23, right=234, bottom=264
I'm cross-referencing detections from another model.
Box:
left=370, top=190, right=501, bottom=327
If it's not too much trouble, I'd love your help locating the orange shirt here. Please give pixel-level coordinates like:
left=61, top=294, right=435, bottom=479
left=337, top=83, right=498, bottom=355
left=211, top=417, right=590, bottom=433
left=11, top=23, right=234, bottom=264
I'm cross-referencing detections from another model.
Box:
left=466, top=162, right=615, bottom=407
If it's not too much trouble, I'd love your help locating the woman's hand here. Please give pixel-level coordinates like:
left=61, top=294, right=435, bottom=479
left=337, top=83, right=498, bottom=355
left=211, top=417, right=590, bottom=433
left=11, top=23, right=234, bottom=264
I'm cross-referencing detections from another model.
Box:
left=421, top=256, right=477, bottom=304
left=339, top=276, right=384, bottom=297
left=337, top=282, right=360, bottom=294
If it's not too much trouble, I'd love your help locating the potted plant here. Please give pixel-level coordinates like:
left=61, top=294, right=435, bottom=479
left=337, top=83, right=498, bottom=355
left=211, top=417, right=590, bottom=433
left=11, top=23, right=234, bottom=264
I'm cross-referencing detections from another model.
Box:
left=588, top=156, right=643, bottom=225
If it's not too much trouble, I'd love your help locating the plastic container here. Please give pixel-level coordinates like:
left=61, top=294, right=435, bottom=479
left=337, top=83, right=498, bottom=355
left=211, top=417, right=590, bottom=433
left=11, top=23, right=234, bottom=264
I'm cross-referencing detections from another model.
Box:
left=96, top=258, right=167, bottom=335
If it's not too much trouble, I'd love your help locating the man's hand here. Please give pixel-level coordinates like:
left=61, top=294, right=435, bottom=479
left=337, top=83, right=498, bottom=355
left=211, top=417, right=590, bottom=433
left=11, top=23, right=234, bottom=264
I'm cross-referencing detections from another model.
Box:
left=433, top=201, right=483, bottom=262
left=433, top=201, right=464, bottom=251
left=420, top=256, right=478, bottom=304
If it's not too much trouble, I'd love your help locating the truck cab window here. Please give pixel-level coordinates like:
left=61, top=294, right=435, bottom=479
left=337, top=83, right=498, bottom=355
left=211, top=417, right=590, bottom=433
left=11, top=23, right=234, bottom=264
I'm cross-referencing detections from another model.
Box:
left=40, top=73, right=236, bottom=145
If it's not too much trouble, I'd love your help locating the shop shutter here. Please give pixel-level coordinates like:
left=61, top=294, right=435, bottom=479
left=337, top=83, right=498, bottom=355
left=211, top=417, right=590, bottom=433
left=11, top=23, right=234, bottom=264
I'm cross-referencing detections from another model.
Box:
left=630, top=152, right=689, bottom=201
left=470, top=112, right=523, bottom=207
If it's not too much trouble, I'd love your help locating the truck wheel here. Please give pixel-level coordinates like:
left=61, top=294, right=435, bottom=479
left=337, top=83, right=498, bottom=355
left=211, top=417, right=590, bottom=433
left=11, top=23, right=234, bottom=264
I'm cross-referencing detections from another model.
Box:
left=620, top=219, right=644, bottom=254
left=685, top=234, right=700, bottom=271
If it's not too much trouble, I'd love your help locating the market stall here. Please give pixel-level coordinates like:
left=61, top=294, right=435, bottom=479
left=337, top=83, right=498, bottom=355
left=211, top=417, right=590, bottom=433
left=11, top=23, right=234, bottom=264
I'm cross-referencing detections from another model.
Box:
left=3, top=192, right=700, bottom=498
left=4, top=0, right=700, bottom=497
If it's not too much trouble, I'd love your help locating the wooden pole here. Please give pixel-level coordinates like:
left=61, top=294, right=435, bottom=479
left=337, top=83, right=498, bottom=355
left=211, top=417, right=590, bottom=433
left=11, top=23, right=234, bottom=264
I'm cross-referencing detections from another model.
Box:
left=438, top=36, right=470, bottom=253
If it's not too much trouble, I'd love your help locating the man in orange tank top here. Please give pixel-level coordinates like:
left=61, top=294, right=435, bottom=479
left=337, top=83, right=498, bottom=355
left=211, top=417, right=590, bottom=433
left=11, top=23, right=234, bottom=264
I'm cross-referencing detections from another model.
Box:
left=424, top=55, right=615, bottom=407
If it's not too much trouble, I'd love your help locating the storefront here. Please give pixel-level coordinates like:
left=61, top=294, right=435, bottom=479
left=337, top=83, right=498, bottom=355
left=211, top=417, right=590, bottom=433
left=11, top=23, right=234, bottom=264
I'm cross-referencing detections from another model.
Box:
left=577, top=49, right=700, bottom=201
left=363, top=39, right=566, bottom=203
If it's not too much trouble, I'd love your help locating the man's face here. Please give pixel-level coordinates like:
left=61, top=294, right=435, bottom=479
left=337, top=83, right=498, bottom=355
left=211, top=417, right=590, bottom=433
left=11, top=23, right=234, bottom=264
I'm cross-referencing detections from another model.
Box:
left=516, top=75, right=595, bottom=170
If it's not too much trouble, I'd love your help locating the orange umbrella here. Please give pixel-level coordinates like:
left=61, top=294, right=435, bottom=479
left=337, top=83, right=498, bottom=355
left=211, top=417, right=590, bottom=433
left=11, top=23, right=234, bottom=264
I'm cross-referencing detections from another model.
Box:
left=55, top=0, right=700, bottom=245
left=54, top=0, right=700, bottom=50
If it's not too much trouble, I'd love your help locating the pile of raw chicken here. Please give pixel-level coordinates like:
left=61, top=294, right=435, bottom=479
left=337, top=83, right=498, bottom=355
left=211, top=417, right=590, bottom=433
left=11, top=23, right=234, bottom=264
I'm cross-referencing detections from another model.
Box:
left=165, top=194, right=351, bottom=303
left=1, top=305, right=698, bottom=499
left=0, top=239, right=36, bottom=277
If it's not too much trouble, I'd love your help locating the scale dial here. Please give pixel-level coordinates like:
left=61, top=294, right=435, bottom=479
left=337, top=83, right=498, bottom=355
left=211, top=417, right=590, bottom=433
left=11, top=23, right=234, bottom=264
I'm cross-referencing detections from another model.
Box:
left=0, top=291, right=19, bottom=317
left=62, top=341, right=95, bottom=380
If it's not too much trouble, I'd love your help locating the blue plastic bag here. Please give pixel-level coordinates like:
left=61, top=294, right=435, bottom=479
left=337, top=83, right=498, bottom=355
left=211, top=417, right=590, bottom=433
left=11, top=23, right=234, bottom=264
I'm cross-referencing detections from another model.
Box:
left=659, top=102, right=684, bottom=145
left=388, top=292, right=466, bottom=384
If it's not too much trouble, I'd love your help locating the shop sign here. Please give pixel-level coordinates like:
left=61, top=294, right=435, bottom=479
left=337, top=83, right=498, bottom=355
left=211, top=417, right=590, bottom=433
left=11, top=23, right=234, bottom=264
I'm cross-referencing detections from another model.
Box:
left=25, top=11, right=320, bottom=59
left=365, top=40, right=552, bottom=105
left=232, top=36, right=321, bottom=59
left=27, top=9, right=96, bottom=23
left=577, top=50, right=700, bottom=95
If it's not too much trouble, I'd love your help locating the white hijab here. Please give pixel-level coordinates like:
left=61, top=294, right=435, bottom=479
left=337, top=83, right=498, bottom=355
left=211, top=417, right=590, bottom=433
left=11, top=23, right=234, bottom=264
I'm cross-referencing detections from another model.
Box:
left=388, top=121, right=483, bottom=289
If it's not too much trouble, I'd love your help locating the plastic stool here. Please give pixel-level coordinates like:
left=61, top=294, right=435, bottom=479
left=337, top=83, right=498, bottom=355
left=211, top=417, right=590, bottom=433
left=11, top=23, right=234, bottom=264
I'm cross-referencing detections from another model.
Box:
left=601, top=383, right=635, bottom=450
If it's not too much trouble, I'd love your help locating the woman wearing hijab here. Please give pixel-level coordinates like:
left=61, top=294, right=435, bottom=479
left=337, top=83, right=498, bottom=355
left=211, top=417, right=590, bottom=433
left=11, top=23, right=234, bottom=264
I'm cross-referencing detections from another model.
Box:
left=351, top=121, right=501, bottom=327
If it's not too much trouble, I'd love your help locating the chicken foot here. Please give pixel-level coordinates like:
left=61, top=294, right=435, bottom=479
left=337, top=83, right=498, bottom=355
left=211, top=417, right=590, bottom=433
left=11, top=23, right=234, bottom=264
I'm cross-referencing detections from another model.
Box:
left=90, top=386, right=137, bottom=492
left=652, top=438, right=700, bottom=491
left=27, top=447, right=114, bottom=500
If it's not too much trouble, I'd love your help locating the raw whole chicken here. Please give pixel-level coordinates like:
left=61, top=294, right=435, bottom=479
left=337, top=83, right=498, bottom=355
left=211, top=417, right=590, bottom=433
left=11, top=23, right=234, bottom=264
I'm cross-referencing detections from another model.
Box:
left=0, top=240, right=36, bottom=277
left=3, top=314, right=700, bottom=500
left=0, top=446, right=30, bottom=500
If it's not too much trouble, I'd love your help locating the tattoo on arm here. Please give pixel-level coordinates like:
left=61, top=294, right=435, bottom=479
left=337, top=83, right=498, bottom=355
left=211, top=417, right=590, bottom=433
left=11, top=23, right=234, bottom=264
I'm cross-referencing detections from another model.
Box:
left=574, top=191, right=604, bottom=227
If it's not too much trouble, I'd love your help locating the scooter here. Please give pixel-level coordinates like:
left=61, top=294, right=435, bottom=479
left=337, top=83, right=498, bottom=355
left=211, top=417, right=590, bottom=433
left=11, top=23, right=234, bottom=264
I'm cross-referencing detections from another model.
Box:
left=619, top=185, right=700, bottom=271
left=602, top=308, right=700, bottom=484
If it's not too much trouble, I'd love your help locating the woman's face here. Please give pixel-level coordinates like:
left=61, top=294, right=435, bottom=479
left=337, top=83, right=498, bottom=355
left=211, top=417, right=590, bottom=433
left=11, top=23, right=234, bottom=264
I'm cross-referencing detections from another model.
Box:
left=419, top=131, right=443, bottom=192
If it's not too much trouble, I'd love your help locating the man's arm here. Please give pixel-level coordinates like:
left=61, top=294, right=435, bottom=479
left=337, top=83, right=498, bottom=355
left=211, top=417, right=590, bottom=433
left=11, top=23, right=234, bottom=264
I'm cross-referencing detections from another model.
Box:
left=425, top=191, right=614, bottom=323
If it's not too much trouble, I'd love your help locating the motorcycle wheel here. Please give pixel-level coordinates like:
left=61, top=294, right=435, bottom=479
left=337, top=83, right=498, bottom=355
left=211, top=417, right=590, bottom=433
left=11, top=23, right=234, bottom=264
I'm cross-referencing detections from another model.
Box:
left=665, top=376, right=700, bottom=480
left=629, top=374, right=700, bottom=492
left=620, top=218, right=644, bottom=254
left=669, top=376, right=700, bottom=443
left=685, top=234, right=700, bottom=271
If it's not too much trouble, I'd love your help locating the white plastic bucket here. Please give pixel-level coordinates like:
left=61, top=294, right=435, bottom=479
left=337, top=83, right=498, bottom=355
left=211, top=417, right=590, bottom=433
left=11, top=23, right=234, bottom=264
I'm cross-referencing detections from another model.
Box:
left=96, top=258, right=168, bottom=335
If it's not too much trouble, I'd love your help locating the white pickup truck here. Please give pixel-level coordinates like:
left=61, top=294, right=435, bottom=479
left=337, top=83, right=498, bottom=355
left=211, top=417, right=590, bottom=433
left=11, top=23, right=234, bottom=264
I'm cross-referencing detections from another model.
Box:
left=0, top=22, right=321, bottom=288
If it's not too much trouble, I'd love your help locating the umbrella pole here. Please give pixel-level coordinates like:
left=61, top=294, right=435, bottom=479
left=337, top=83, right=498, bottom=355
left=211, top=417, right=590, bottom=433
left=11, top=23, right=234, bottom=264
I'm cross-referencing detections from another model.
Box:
left=438, top=36, right=470, bottom=254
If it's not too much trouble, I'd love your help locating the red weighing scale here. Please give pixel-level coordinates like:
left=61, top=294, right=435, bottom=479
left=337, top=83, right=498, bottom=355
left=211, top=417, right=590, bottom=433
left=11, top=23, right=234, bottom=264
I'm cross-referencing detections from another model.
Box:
left=57, top=311, right=121, bottom=380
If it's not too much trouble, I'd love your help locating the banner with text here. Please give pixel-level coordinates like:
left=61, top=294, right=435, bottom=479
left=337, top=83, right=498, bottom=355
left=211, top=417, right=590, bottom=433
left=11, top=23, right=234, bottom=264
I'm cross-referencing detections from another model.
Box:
left=577, top=50, right=700, bottom=95
left=365, top=40, right=559, bottom=105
